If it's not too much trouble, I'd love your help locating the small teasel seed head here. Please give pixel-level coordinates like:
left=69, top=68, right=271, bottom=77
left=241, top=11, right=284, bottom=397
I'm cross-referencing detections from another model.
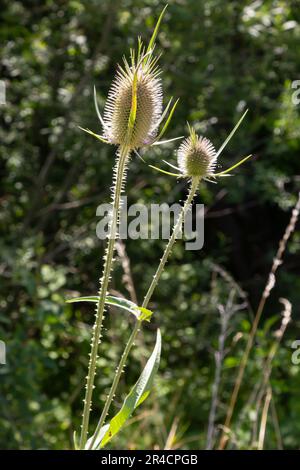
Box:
left=103, top=50, right=163, bottom=149
left=177, top=125, right=217, bottom=178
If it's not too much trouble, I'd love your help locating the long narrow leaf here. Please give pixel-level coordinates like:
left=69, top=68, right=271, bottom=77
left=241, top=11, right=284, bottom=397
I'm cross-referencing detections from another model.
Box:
left=99, top=329, right=162, bottom=448
left=85, top=424, right=109, bottom=450
left=145, top=5, right=168, bottom=58
left=66, top=295, right=153, bottom=322
left=73, top=431, right=79, bottom=450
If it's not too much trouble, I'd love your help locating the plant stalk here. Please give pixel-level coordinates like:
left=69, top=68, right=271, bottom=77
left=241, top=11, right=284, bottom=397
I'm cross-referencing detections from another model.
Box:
left=89, top=176, right=200, bottom=449
left=79, top=144, right=130, bottom=449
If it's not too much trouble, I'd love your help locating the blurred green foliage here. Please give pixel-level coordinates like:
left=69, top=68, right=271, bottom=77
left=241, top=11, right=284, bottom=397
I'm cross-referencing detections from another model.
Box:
left=0, top=0, right=300, bottom=450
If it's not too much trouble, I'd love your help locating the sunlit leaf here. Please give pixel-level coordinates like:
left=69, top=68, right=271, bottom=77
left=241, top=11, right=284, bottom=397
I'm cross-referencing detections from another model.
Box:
left=145, top=5, right=168, bottom=59
left=73, top=431, right=79, bottom=450
left=66, top=295, right=153, bottom=322
left=85, top=424, right=109, bottom=450
left=99, top=329, right=162, bottom=448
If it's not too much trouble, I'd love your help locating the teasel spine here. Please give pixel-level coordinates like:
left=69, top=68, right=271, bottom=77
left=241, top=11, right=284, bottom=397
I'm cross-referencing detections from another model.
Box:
left=88, top=176, right=200, bottom=449
left=79, top=143, right=130, bottom=449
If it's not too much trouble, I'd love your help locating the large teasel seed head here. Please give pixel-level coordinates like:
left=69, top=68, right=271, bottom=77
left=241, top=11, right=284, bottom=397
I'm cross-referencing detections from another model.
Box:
left=103, top=44, right=163, bottom=150
left=177, top=125, right=217, bottom=178
left=81, top=7, right=182, bottom=152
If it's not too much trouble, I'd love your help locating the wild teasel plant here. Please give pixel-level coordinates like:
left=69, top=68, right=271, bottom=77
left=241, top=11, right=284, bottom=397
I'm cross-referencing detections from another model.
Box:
left=69, top=6, right=183, bottom=450
left=70, top=110, right=252, bottom=449
left=68, top=3, right=252, bottom=449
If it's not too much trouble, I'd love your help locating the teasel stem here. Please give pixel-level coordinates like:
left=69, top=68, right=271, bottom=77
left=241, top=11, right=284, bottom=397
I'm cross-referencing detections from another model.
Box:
left=142, top=176, right=200, bottom=307
left=89, top=176, right=200, bottom=448
left=80, top=144, right=130, bottom=449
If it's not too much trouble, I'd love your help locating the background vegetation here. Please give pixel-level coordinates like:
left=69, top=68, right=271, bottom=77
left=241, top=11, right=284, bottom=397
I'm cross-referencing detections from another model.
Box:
left=1, top=0, right=300, bottom=449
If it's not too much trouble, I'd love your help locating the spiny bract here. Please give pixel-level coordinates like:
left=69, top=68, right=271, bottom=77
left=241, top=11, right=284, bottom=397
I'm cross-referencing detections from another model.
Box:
left=103, top=49, right=163, bottom=149
left=177, top=126, right=217, bottom=178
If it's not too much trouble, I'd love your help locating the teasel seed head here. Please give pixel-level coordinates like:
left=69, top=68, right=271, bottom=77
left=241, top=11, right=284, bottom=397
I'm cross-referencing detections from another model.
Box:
left=177, top=125, right=217, bottom=178
left=80, top=7, right=182, bottom=152
left=149, top=110, right=251, bottom=182
left=102, top=46, right=163, bottom=150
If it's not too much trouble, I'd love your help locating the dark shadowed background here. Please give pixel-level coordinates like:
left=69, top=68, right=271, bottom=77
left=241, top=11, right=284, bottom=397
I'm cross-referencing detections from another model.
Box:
left=1, top=0, right=300, bottom=449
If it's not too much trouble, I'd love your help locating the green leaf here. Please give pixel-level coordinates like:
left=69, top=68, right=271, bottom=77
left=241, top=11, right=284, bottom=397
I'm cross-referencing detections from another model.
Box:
left=145, top=5, right=168, bottom=58
left=224, top=356, right=240, bottom=368
left=66, top=295, right=153, bottom=322
left=73, top=431, right=79, bottom=450
left=85, top=424, right=109, bottom=450
left=100, top=329, right=162, bottom=448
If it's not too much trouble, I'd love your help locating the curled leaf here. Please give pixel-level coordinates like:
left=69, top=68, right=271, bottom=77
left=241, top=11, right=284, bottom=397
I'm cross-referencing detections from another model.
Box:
left=66, top=295, right=153, bottom=322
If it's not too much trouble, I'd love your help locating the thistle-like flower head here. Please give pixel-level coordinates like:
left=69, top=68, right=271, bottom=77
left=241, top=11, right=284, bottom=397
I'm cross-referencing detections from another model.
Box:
left=149, top=110, right=251, bottom=182
left=177, top=125, right=217, bottom=178
left=103, top=43, right=163, bottom=149
left=80, top=6, right=182, bottom=153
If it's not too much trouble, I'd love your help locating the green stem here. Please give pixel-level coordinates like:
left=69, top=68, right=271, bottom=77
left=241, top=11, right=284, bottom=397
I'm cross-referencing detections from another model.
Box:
left=142, top=177, right=200, bottom=308
left=89, top=176, right=200, bottom=449
left=79, top=144, right=130, bottom=450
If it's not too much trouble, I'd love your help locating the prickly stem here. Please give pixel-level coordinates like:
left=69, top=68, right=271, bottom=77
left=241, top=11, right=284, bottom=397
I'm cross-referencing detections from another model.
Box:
left=79, top=144, right=130, bottom=450
left=89, top=177, right=200, bottom=449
